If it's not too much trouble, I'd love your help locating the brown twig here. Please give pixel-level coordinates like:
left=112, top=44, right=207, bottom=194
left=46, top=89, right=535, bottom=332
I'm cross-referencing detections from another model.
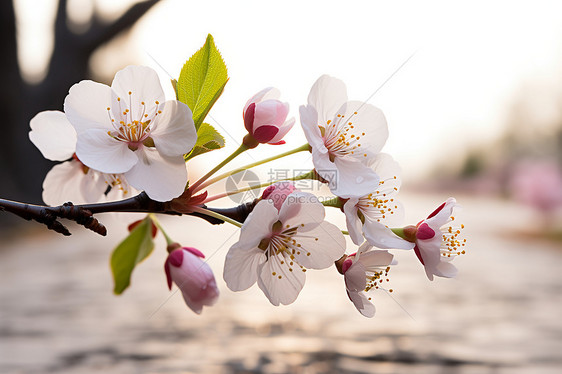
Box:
left=0, top=192, right=258, bottom=236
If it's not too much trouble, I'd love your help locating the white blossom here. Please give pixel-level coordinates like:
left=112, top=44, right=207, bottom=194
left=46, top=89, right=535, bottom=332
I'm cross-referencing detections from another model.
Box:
left=299, top=75, right=388, bottom=198
left=224, top=192, right=346, bottom=305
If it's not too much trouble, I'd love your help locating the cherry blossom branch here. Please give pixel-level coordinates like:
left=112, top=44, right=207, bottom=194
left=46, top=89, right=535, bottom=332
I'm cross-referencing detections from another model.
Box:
left=190, top=206, right=243, bottom=228
left=190, top=144, right=249, bottom=192
left=195, top=143, right=311, bottom=191
left=0, top=193, right=261, bottom=236
left=0, top=198, right=106, bottom=236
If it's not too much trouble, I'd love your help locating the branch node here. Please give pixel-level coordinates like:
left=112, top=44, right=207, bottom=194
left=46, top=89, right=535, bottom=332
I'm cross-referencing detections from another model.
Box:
left=52, top=202, right=107, bottom=236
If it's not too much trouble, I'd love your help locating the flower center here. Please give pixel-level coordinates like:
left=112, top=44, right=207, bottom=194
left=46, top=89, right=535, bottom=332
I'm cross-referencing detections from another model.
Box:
left=72, top=153, right=129, bottom=196
left=321, top=111, right=368, bottom=159
left=105, top=91, right=162, bottom=150
left=357, top=176, right=399, bottom=223
left=101, top=173, right=129, bottom=196
left=440, top=218, right=466, bottom=258
left=258, top=222, right=317, bottom=279
left=364, top=265, right=393, bottom=299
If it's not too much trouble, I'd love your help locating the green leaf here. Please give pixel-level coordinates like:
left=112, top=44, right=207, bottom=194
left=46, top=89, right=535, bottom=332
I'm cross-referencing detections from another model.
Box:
left=185, top=122, right=226, bottom=161
left=177, top=34, right=228, bottom=130
left=110, top=216, right=155, bottom=295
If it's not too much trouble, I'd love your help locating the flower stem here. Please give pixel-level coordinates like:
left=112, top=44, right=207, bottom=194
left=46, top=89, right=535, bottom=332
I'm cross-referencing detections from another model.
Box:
left=149, top=214, right=175, bottom=246
left=195, top=143, right=311, bottom=192
left=391, top=228, right=405, bottom=239
left=203, top=169, right=316, bottom=204
left=190, top=144, right=249, bottom=193
left=190, top=206, right=242, bottom=228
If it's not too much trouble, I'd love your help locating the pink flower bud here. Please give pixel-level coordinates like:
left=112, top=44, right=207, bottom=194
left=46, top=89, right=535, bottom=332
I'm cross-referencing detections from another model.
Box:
left=243, top=87, right=294, bottom=145
left=164, top=247, right=219, bottom=314
left=261, top=181, right=299, bottom=210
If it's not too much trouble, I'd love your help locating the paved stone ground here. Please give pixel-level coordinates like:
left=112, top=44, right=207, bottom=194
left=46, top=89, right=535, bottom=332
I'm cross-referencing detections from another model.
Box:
left=1, top=193, right=561, bottom=374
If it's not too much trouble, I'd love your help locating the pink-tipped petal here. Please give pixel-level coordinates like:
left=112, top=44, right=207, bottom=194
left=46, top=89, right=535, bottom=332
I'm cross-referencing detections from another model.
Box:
left=168, top=249, right=184, bottom=267
left=416, top=222, right=436, bottom=240
left=244, top=102, right=256, bottom=132
left=252, top=125, right=279, bottom=143
left=164, top=260, right=173, bottom=290
left=268, top=117, right=295, bottom=144
left=184, top=247, right=205, bottom=258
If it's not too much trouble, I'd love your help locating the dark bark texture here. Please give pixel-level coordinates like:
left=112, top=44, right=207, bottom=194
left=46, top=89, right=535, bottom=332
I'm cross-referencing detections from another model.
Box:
left=0, top=0, right=159, bottom=227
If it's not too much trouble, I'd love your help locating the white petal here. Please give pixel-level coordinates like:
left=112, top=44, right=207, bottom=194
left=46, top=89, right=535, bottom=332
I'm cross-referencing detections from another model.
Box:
left=257, top=253, right=305, bottom=306
left=344, top=262, right=367, bottom=292
left=348, top=291, right=376, bottom=318
left=111, top=65, right=165, bottom=115
left=279, top=192, right=326, bottom=232
left=64, top=80, right=113, bottom=133
left=76, top=129, right=138, bottom=173
left=307, top=75, right=348, bottom=125
left=416, top=239, right=442, bottom=280
left=363, top=220, right=414, bottom=250
left=238, top=200, right=279, bottom=248
left=243, top=87, right=280, bottom=113
left=426, top=198, right=458, bottom=227
left=331, top=156, right=380, bottom=198
left=268, top=117, right=295, bottom=144
left=341, top=101, right=388, bottom=158
left=292, top=221, right=346, bottom=269
left=29, top=111, right=76, bottom=161
left=80, top=169, right=111, bottom=203
left=357, top=250, right=394, bottom=268
left=357, top=241, right=374, bottom=256
left=343, top=198, right=364, bottom=245
left=223, top=244, right=265, bottom=292
left=368, top=153, right=401, bottom=182
left=299, top=105, right=326, bottom=151
left=42, top=161, right=99, bottom=206
left=310, top=147, right=337, bottom=183
left=434, top=261, right=458, bottom=278
left=151, top=100, right=197, bottom=157
left=124, top=148, right=187, bottom=201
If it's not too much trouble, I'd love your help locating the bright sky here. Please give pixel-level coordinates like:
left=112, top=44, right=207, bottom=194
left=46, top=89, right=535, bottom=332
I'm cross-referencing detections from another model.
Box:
left=15, top=0, right=562, bottom=180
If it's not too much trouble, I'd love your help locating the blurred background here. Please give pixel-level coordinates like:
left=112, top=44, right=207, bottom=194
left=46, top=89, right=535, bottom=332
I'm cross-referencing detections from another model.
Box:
left=1, top=0, right=562, bottom=373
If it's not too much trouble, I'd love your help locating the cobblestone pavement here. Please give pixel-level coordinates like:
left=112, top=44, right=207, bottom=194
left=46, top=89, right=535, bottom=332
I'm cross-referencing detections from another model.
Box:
left=1, top=193, right=561, bottom=374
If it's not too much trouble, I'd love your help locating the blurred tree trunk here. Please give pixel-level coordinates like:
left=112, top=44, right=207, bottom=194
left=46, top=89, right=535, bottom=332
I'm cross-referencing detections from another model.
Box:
left=1, top=0, right=159, bottom=206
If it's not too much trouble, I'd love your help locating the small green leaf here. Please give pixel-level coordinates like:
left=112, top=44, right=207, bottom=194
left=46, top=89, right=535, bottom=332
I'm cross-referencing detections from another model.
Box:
left=177, top=34, right=228, bottom=130
left=110, top=216, right=155, bottom=295
left=185, top=122, right=226, bottom=161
